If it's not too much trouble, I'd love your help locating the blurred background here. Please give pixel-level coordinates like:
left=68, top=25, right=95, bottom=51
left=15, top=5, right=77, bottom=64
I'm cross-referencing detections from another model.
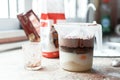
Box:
left=62, top=0, right=120, bottom=44
left=0, top=0, right=120, bottom=52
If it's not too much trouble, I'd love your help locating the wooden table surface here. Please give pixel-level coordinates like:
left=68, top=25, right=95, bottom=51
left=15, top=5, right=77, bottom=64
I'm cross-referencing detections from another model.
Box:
left=0, top=49, right=120, bottom=80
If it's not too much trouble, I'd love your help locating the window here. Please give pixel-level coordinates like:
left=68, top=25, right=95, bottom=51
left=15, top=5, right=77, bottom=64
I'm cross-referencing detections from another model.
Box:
left=0, top=0, right=8, bottom=18
left=64, top=0, right=76, bottom=18
left=0, top=0, right=25, bottom=18
left=0, top=0, right=25, bottom=30
left=32, top=0, right=90, bottom=21
left=64, top=0, right=88, bottom=19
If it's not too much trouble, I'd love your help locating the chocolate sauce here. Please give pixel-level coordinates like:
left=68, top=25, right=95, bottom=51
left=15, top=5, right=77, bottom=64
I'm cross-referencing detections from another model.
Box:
left=60, top=38, right=94, bottom=54
left=60, top=46, right=93, bottom=54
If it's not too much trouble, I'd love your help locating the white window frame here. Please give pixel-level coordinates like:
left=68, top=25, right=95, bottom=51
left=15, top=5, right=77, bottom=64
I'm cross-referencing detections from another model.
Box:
left=0, top=0, right=32, bottom=30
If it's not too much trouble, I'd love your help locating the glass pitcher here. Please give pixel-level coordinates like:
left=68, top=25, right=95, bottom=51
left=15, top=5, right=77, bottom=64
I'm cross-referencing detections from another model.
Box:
left=54, top=22, right=102, bottom=72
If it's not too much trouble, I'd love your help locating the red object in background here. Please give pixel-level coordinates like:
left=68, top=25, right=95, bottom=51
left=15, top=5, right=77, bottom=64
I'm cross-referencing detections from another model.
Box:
left=17, top=10, right=40, bottom=42
left=39, top=0, right=66, bottom=59
left=40, top=13, right=65, bottom=58
left=103, top=0, right=110, bottom=3
left=42, top=51, right=59, bottom=58
left=41, top=13, right=65, bottom=24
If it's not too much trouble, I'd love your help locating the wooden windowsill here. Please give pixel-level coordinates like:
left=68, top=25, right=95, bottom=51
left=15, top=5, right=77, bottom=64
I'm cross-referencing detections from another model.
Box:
left=0, top=36, right=28, bottom=44
left=0, top=29, right=28, bottom=44
left=0, top=29, right=28, bottom=51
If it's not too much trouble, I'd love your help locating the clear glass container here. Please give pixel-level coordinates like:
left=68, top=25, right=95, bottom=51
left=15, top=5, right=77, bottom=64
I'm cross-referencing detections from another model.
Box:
left=22, top=42, right=42, bottom=70
left=54, top=23, right=102, bottom=72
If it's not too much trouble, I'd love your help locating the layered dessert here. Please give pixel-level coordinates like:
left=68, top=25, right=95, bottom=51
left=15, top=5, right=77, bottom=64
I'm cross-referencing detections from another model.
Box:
left=59, top=37, right=94, bottom=72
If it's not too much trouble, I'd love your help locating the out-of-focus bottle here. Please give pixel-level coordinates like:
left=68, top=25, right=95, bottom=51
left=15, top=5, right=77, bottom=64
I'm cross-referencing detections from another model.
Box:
left=100, top=0, right=111, bottom=34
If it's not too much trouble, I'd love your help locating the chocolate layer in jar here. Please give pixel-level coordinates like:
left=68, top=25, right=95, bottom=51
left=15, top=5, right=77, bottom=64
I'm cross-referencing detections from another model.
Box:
left=59, top=38, right=94, bottom=54
left=59, top=38, right=79, bottom=48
